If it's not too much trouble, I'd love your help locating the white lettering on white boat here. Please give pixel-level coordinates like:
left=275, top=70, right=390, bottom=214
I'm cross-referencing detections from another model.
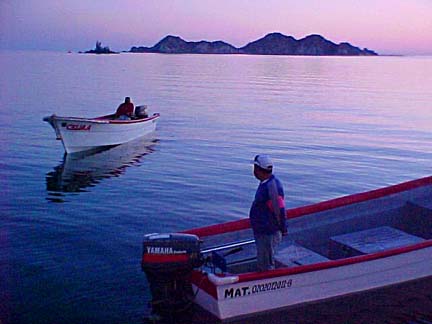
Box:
left=223, top=279, right=293, bottom=299
left=146, top=246, right=187, bottom=254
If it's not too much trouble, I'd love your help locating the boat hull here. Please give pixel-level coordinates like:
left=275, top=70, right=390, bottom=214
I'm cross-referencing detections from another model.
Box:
left=44, top=114, right=159, bottom=153
left=193, top=245, right=432, bottom=320
left=184, top=176, right=432, bottom=320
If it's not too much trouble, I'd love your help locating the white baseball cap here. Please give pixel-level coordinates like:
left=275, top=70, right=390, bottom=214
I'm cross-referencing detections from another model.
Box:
left=253, top=154, right=273, bottom=171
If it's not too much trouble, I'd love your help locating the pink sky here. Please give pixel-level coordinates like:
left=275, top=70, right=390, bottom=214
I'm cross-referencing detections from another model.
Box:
left=0, top=0, right=431, bottom=54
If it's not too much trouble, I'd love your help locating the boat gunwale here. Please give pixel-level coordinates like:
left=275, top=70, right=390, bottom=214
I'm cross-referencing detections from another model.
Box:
left=46, top=113, right=160, bottom=125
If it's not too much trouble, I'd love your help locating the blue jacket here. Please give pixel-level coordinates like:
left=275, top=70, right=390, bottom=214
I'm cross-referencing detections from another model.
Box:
left=249, top=175, right=287, bottom=235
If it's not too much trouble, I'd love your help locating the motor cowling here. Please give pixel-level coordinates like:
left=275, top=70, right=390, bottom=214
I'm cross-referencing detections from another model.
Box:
left=135, top=105, right=149, bottom=118
left=141, top=233, right=203, bottom=317
left=142, top=233, right=202, bottom=274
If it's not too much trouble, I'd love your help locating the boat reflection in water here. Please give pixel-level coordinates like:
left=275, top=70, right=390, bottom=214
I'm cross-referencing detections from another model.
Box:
left=46, top=137, right=158, bottom=202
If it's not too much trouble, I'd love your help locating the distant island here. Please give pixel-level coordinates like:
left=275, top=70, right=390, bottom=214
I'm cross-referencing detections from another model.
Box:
left=130, top=33, right=378, bottom=56
left=83, top=41, right=118, bottom=54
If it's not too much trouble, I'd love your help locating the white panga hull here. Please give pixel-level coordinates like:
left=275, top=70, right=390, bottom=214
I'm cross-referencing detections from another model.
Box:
left=183, top=176, right=432, bottom=320
left=192, top=245, right=432, bottom=320
left=44, top=113, right=159, bottom=153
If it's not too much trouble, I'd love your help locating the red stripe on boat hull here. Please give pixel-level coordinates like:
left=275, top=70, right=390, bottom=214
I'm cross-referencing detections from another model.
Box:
left=142, top=253, right=189, bottom=263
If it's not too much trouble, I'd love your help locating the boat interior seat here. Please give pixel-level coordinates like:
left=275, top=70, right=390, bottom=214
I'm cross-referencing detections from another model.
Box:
left=404, top=200, right=432, bottom=215
left=275, top=242, right=329, bottom=267
left=208, top=240, right=257, bottom=274
left=397, top=201, right=432, bottom=239
left=406, top=199, right=432, bottom=210
left=328, top=226, right=425, bottom=259
left=226, top=259, right=258, bottom=274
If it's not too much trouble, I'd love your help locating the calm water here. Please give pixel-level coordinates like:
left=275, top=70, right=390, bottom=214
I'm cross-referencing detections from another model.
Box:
left=1, top=52, right=432, bottom=324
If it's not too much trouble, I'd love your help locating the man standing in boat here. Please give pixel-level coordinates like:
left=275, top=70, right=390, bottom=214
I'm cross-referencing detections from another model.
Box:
left=250, top=154, right=287, bottom=271
left=115, top=97, right=135, bottom=119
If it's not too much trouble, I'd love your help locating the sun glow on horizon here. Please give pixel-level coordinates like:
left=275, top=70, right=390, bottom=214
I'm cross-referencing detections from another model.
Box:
left=0, top=0, right=431, bottom=55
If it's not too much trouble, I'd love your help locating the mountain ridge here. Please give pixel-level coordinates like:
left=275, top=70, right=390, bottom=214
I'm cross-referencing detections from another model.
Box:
left=130, top=33, right=378, bottom=56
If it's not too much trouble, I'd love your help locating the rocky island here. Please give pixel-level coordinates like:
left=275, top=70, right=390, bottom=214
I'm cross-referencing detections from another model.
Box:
left=84, top=41, right=118, bottom=54
left=130, top=33, right=377, bottom=56
left=131, top=36, right=238, bottom=54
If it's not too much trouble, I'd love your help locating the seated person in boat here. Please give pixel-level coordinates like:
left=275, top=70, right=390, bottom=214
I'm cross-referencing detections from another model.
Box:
left=115, top=97, right=134, bottom=120
left=250, top=154, right=287, bottom=271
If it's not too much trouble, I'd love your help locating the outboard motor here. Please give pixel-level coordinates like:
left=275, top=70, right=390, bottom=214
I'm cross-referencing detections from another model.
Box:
left=141, top=233, right=203, bottom=317
left=135, top=105, right=149, bottom=118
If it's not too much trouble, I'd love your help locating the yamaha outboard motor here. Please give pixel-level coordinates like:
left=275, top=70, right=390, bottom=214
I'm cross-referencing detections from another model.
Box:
left=141, top=233, right=203, bottom=317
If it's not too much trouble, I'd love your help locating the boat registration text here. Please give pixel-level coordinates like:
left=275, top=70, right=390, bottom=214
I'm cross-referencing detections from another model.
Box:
left=223, top=279, right=293, bottom=299
left=65, top=124, right=91, bottom=131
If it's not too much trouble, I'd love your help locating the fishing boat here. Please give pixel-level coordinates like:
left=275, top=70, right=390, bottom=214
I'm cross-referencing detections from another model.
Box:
left=43, top=106, right=160, bottom=154
left=141, top=176, right=432, bottom=321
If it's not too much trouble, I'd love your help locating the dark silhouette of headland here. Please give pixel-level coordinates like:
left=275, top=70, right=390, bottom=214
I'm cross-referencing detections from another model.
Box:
left=130, top=32, right=378, bottom=56
left=83, top=41, right=118, bottom=54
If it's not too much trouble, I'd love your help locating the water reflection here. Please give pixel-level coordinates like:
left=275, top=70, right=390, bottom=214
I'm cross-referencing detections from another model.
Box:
left=46, top=138, right=158, bottom=202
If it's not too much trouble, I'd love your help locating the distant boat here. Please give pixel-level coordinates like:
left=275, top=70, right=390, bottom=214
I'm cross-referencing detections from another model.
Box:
left=43, top=106, right=160, bottom=154
left=141, top=176, right=432, bottom=320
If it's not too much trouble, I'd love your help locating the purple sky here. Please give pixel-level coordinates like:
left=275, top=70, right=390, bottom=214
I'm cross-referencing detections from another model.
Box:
left=1, top=0, right=431, bottom=55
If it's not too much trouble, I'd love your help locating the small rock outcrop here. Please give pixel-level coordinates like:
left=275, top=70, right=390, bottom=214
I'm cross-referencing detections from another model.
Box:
left=84, top=41, right=118, bottom=54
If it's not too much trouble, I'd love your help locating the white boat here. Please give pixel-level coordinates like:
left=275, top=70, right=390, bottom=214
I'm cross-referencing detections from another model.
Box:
left=43, top=109, right=160, bottom=154
left=141, top=176, right=432, bottom=321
